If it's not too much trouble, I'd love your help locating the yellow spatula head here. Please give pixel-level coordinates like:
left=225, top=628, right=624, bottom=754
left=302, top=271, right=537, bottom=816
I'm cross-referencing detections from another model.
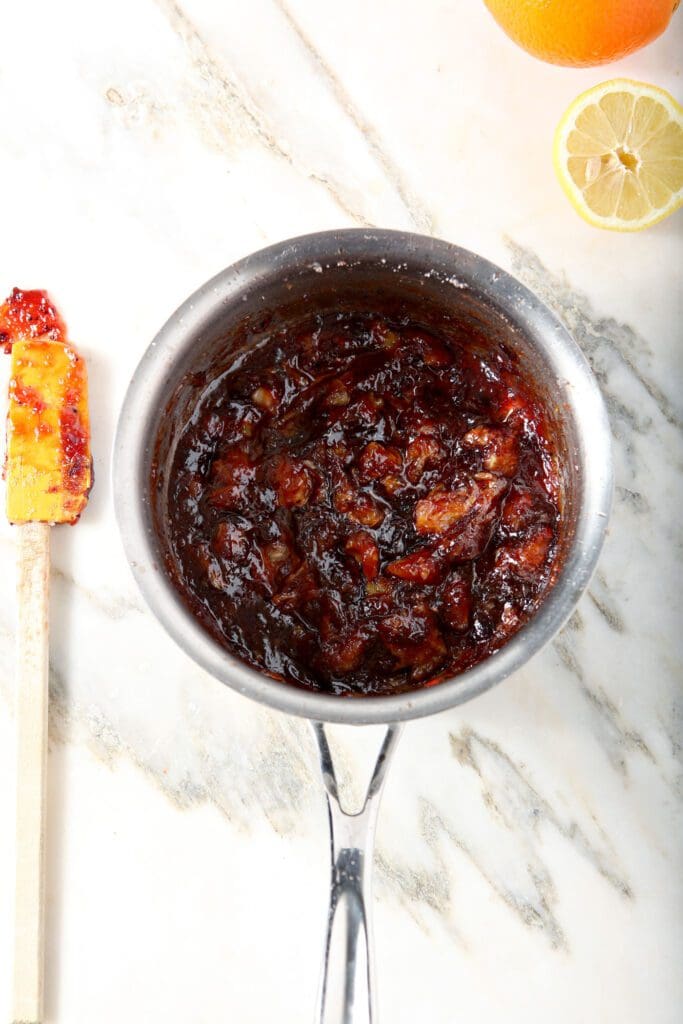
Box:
left=2, top=289, right=91, bottom=525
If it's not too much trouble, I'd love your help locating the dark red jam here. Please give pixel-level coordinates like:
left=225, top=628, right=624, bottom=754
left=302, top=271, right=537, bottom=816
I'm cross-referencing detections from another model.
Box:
left=0, top=287, right=66, bottom=351
left=161, top=313, right=563, bottom=696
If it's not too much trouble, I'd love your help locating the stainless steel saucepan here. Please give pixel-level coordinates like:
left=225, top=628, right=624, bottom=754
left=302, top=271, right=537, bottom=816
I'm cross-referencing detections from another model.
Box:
left=114, top=229, right=612, bottom=1024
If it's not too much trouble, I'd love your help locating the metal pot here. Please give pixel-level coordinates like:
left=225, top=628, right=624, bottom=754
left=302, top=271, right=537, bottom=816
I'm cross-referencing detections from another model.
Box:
left=114, top=229, right=612, bottom=1023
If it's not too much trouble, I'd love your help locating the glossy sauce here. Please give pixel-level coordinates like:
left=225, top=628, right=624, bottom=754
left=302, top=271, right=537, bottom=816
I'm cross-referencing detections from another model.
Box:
left=162, top=314, right=562, bottom=696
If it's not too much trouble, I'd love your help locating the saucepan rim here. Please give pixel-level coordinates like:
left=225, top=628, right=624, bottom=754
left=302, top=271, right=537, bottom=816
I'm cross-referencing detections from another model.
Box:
left=113, top=229, right=612, bottom=725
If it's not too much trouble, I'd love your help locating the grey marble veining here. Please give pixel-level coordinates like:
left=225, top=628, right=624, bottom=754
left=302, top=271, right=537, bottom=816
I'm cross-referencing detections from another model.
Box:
left=0, top=1, right=681, bottom=1021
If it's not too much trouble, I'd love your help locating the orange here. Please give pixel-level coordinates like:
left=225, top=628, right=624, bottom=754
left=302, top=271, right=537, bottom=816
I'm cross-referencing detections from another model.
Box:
left=483, top=0, right=679, bottom=67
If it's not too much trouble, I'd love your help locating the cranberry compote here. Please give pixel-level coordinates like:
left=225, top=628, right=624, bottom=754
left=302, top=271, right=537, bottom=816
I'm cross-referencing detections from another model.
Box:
left=161, top=313, right=562, bottom=696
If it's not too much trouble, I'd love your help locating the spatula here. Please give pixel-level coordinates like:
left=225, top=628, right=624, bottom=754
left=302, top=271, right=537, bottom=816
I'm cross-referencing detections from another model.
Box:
left=1, top=288, right=92, bottom=1024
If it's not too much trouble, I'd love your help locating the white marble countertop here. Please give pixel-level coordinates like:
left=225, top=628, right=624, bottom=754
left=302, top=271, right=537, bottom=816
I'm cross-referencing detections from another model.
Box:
left=0, top=2, right=681, bottom=1021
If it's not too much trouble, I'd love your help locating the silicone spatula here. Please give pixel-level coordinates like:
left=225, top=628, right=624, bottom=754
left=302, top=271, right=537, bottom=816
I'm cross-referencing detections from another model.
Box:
left=1, top=288, right=92, bottom=1024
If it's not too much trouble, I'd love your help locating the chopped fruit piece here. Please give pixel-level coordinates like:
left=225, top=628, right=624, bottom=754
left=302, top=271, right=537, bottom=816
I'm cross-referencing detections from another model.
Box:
left=258, top=535, right=300, bottom=591
left=379, top=608, right=430, bottom=644
left=209, top=449, right=255, bottom=510
left=334, top=477, right=384, bottom=527
left=5, top=289, right=91, bottom=524
left=213, top=449, right=254, bottom=483
left=406, top=436, right=443, bottom=483
left=438, top=477, right=507, bottom=565
left=252, top=386, right=278, bottom=412
left=409, top=648, right=447, bottom=681
left=345, top=531, right=380, bottom=579
left=264, top=540, right=291, bottom=566
left=500, top=487, right=538, bottom=533
left=357, top=441, right=402, bottom=481
left=494, top=525, right=554, bottom=578
left=324, top=630, right=369, bottom=673
left=415, top=484, right=477, bottom=534
left=213, top=520, right=249, bottom=562
left=500, top=602, right=522, bottom=630
left=436, top=476, right=508, bottom=562
left=272, top=455, right=314, bottom=508
left=365, top=577, right=392, bottom=597
left=438, top=519, right=491, bottom=562
left=207, top=563, right=224, bottom=589
left=440, top=573, right=472, bottom=631
left=273, top=563, right=319, bottom=612
left=462, top=425, right=519, bottom=475
left=386, top=549, right=444, bottom=584
left=379, top=605, right=447, bottom=679
left=325, top=379, right=351, bottom=406
left=350, top=501, right=384, bottom=528
left=382, top=475, right=403, bottom=495
left=473, top=472, right=509, bottom=499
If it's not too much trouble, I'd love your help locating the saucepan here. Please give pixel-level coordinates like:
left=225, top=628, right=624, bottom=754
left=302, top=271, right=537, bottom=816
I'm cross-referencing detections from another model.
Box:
left=113, top=229, right=612, bottom=1023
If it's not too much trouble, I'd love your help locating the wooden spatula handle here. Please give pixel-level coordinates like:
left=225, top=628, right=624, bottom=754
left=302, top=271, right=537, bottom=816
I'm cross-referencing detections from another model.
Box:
left=13, top=521, right=51, bottom=1024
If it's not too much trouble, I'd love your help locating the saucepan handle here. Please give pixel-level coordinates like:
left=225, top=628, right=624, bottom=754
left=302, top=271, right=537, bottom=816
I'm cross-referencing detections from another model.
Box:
left=312, top=722, right=403, bottom=1024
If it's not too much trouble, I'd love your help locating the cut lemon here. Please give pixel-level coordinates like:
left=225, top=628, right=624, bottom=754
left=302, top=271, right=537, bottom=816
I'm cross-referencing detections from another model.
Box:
left=554, top=79, right=683, bottom=231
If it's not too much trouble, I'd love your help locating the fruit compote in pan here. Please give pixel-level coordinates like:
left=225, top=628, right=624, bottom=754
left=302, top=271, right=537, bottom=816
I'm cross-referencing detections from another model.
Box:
left=162, top=310, right=563, bottom=699
left=115, top=231, right=612, bottom=1023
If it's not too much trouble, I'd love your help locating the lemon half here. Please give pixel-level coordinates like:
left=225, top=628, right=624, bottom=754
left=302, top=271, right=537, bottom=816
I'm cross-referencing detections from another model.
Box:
left=554, top=79, right=683, bottom=231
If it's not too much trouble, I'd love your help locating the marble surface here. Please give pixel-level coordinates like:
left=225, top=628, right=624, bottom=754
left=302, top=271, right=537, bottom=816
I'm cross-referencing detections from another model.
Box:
left=0, top=1, right=682, bottom=1021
